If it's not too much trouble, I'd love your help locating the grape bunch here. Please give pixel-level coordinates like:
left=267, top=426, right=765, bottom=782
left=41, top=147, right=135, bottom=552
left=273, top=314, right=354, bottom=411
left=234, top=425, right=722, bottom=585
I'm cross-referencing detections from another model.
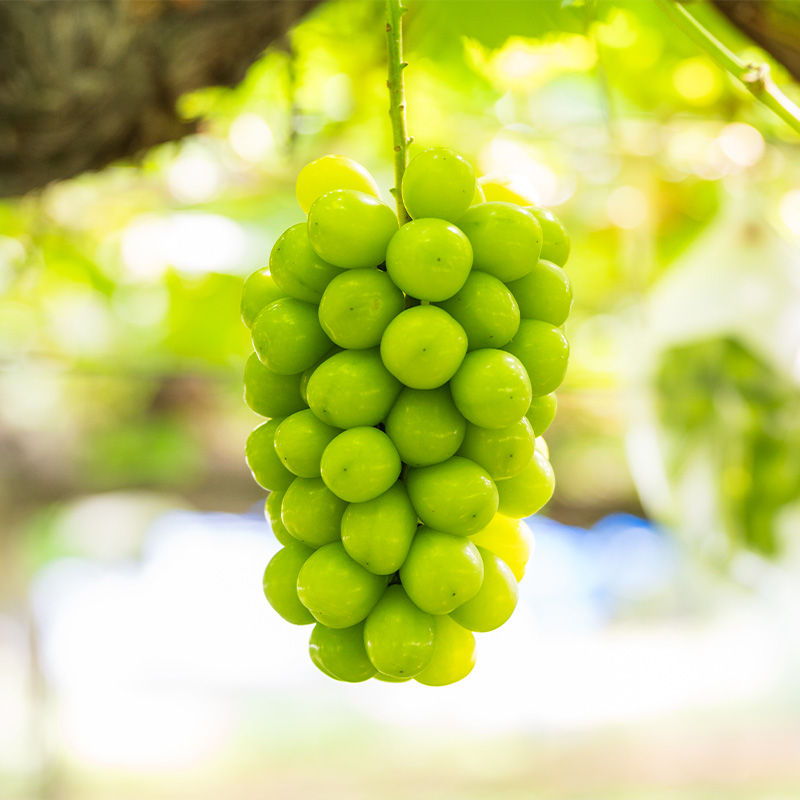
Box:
left=241, top=149, right=572, bottom=685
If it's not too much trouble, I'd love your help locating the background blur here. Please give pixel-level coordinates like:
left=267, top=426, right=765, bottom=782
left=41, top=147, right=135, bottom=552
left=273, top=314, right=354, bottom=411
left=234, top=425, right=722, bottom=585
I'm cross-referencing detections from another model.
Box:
left=2, top=1, right=800, bottom=798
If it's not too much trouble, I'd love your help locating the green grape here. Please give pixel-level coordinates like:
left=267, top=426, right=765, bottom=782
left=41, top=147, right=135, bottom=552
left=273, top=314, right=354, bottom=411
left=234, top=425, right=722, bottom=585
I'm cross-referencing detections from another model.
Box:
left=401, top=147, right=477, bottom=223
left=535, top=435, right=549, bottom=459
left=320, top=427, right=401, bottom=503
left=281, top=477, right=347, bottom=548
left=364, top=585, right=435, bottom=679
left=415, top=615, right=476, bottom=686
left=269, top=223, right=345, bottom=304
left=385, top=218, right=473, bottom=302
left=436, top=271, right=520, bottom=351
left=265, top=490, right=295, bottom=547
left=274, top=409, right=341, bottom=478
left=506, top=260, right=573, bottom=326
left=527, top=206, right=570, bottom=266
left=380, top=306, right=467, bottom=390
left=504, top=320, right=569, bottom=397
left=318, top=269, right=405, bottom=349
left=457, top=417, right=535, bottom=480
left=299, top=346, right=342, bottom=405
left=251, top=297, right=331, bottom=375
left=297, top=542, right=389, bottom=628
left=263, top=542, right=316, bottom=625
left=456, top=202, right=542, bottom=282
left=245, top=418, right=294, bottom=492
left=296, top=154, right=381, bottom=213
left=450, top=547, right=518, bottom=632
left=341, top=482, right=418, bottom=575
left=449, top=349, right=532, bottom=429
left=399, top=527, right=484, bottom=615
left=241, top=268, right=286, bottom=328
left=525, top=393, right=558, bottom=437
left=469, top=515, right=532, bottom=582
left=406, top=456, right=498, bottom=536
left=496, top=450, right=555, bottom=518
left=478, top=172, right=539, bottom=206
left=384, top=386, right=466, bottom=468
left=306, top=348, right=402, bottom=428
left=243, top=353, right=306, bottom=418
left=308, top=621, right=375, bottom=682
left=307, top=190, right=398, bottom=269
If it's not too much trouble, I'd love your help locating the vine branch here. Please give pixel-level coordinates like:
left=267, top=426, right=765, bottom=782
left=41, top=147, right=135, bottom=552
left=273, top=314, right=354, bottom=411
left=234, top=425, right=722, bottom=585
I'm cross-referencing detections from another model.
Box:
left=385, top=0, right=411, bottom=224
left=654, top=0, right=800, bottom=136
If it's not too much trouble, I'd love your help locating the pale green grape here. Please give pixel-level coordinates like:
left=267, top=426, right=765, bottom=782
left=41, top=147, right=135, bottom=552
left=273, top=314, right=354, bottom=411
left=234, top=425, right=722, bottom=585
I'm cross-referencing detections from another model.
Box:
left=469, top=515, right=532, bottom=582
left=525, top=393, right=558, bottom=437
left=449, top=349, right=532, bottom=429
left=265, top=490, right=295, bottom=546
left=307, top=190, right=398, bottom=269
left=308, top=621, right=375, bottom=682
left=384, top=385, right=466, bottom=468
left=504, top=320, right=569, bottom=396
left=274, top=409, right=341, bottom=478
left=263, top=542, right=315, bottom=625
left=318, top=269, right=405, bottom=349
left=399, top=527, right=484, bottom=615
left=496, top=450, right=555, bottom=518
left=414, top=615, right=476, bottom=686
left=364, top=585, right=435, bottom=679
left=436, top=271, right=520, bottom=350
left=296, top=542, right=389, bottom=628
left=401, top=147, right=477, bottom=223
left=243, top=353, right=306, bottom=418
left=251, top=297, right=331, bottom=375
left=341, top=482, right=418, bottom=575
left=527, top=206, right=570, bottom=266
left=296, top=155, right=381, bottom=213
left=450, top=547, right=518, bottom=632
left=245, top=418, right=294, bottom=492
left=385, top=218, right=472, bottom=302
left=458, top=417, right=535, bottom=480
left=241, top=268, right=286, bottom=328
left=506, top=260, right=573, bottom=326
left=380, top=306, right=467, bottom=389
left=478, top=173, right=539, bottom=206
left=306, top=348, right=402, bottom=428
left=281, top=477, right=347, bottom=548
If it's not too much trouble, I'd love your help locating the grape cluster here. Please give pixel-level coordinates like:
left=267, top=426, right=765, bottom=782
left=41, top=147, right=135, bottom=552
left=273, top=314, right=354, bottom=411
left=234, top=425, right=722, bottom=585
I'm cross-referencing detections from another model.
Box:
left=242, top=149, right=572, bottom=685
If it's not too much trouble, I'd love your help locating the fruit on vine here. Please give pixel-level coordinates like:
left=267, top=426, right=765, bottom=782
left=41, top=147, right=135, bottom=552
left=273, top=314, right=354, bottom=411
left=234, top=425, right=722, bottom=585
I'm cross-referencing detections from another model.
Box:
left=401, top=147, right=477, bottom=222
left=296, top=154, right=382, bottom=213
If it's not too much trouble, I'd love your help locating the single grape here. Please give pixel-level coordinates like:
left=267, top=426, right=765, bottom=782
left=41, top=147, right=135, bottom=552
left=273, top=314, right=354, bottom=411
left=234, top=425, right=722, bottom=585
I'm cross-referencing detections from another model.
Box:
left=469, top=515, right=532, bottom=582
left=265, top=490, right=295, bottom=547
left=320, top=427, right=401, bottom=503
left=341, top=482, right=418, bottom=575
left=385, top=218, right=472, bottom=302
left=296, top=155, right=381, bottom=213
left=495, top=450, right=555, bottom=518
left=527, top=206, right=570, bottom=266
left=307, top=190, right=398, bottom=269
left=263, top=542, right=316, bottom=625
left=269, top=223, right=345, bottom=304
left=506, top=260, right=573, bottom=326
left=364, top=585, right=435, bottom=679
left=245, top=419, right=294, bottom=492
left=406, top=456, right=498, bottom=536
left=299, top=346, right=342, bottom=405
left=399, top=527, right=484, bottom=615
left=274, top=409, right=341, bottom=478
left=436, top=271, right=520, bottom=351
left=380, top=306, right=467, bottom=390
left=449, top=547, right=518, bottom=632
left=281, top=477, right=348, bottom=548
left=478, top=172, right=539, bottom=206
left=384, top=385, right=466, bottom=468
left=449, top=349, right=532, bottom=429
left=414, top=615, right=476, bottom=686
left=296, top=542, right=389, bottom=628
left=306, top=348, right=402, bottom=428
left=241, top=268, right=286, bottom=328
left=525, top=393, right=558, bottom=437
left=457, top=202, right=542, bottom=282
left=251, top=297, right=331, bottom=375
left=503, top=320, right=569, bottom=396
left=243, top=353, right=306, bottom=418
left=457, top=417, right=535, bottom=480
left=401, top=147, right=476, bottom=223
left=308, top=621, right=375, bottom=682
left=318, top=269, right=405, bottom=349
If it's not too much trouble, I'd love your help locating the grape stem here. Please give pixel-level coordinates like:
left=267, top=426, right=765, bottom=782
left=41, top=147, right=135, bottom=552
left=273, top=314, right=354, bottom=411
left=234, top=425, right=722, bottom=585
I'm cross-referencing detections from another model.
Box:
left=385, top=0, right=412, bottom=224
left=654, top=0, right=800, bottom=136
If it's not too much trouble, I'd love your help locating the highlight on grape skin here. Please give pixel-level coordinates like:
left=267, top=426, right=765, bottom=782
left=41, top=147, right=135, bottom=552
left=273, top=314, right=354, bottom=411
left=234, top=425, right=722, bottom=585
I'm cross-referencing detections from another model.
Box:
left=240, top=150, right=572, bottom=685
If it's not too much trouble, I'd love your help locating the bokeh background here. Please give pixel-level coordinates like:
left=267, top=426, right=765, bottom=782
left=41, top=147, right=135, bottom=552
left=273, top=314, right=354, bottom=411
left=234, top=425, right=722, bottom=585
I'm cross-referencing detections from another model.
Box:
left=2, top=1, right=800, bottom=798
